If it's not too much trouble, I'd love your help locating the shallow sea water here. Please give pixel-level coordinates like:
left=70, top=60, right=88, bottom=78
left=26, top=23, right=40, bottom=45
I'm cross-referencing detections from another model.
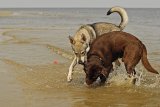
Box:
left=0, top=8, right=159, bottom=107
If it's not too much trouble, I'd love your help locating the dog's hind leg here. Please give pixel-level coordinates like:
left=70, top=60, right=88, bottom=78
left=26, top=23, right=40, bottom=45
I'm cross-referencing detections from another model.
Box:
left=124, top=63, right=136, bottom=76
left=123, top=45, right=142, bottom=75
left=123, top=45, right=142, bottom=84
left=67, top=56, right=77, bottom=82
left=123, top=61, right=137, bottom=84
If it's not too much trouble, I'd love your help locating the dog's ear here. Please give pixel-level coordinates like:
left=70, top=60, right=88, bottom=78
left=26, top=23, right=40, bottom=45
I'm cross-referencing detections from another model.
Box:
left=69, top=36, right=75, bottom=44
left=81, top=34, right=86, bottom=42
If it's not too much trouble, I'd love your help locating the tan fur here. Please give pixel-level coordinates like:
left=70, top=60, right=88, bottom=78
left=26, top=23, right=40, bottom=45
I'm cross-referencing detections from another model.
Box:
left=107, top=6, right=128, bottom=30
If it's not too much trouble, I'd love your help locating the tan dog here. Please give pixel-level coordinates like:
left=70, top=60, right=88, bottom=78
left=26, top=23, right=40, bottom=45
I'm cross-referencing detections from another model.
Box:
left=68, top=6, right=128, bottom=82
left=83, top=31, right=159, bottom=85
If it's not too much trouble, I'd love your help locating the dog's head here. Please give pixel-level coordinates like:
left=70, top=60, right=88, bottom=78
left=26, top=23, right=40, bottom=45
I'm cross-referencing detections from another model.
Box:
left=83, top=61, right=108, bottom=85
left=69, top=34, right=89, bottom=64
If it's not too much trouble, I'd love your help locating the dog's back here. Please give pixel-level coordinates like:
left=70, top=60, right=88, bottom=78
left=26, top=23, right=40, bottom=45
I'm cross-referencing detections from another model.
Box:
left=90, top=22, right=120, bottom=36
left=90, top=31, right=142, bottom=53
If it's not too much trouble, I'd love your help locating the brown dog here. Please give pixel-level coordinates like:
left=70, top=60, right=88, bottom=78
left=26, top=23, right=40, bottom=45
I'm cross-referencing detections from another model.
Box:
left=83, top=31, right=159, bottom=85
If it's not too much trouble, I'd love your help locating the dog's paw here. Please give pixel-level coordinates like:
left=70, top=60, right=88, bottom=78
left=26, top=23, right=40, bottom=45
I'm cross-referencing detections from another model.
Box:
left=67, top=75, right=72, bottom=82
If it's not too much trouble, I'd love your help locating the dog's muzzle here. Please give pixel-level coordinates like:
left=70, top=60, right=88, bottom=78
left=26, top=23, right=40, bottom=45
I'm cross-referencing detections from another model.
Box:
left=78, top=60, right=84, bottom=64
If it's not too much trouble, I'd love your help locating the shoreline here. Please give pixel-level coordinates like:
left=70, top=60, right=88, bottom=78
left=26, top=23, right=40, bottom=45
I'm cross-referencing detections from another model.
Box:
left=0, top=29, right=13, bottom=42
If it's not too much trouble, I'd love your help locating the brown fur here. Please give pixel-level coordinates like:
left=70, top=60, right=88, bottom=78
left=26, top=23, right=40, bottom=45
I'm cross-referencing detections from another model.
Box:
left=84, top=31, right=159, bottom=85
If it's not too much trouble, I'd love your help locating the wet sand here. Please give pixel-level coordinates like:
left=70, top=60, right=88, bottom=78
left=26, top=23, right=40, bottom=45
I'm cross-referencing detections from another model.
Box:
left=0, top=8, right=160, bottom=107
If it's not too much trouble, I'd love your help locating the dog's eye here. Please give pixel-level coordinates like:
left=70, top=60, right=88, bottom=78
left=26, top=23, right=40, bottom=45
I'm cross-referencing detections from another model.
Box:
left=81, top=51, right=85, bottom=55
left=74, top=52, right=78, bottom=55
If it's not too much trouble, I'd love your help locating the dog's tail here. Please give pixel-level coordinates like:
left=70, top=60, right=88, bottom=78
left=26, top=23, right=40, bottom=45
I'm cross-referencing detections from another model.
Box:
left=141, top=44, right=159, bottom=74
left=107, top=6, right=128, bottom=30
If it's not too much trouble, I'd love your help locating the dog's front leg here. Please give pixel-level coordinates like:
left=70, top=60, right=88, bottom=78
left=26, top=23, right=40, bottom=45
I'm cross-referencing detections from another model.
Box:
left=67, top=56, right=77, bottom=82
